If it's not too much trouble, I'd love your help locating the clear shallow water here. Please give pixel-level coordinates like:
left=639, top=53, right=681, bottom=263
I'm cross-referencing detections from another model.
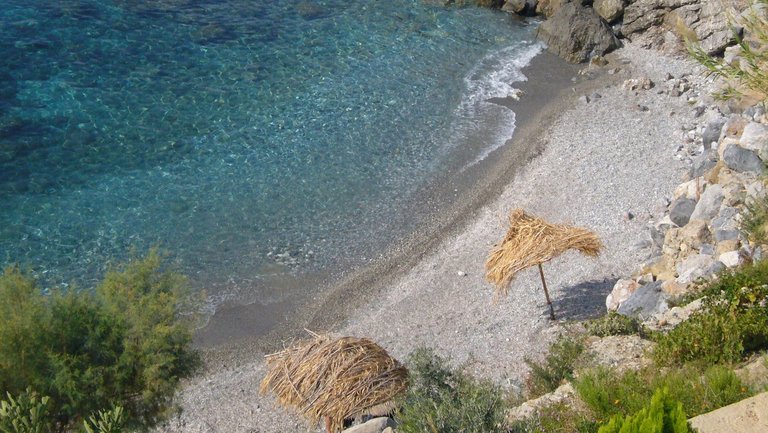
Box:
left=0, top=0, right=539, bottom=311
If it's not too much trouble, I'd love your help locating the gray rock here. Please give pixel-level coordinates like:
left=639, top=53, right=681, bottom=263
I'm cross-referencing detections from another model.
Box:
left=617, top=281, right=668, bottom=320
left=740, top=122, right=768, bottom=161
left=714, top=229, right=740, bottom=242
left=723, top=143, right=765, bottom=173
left=676, top=254, right=724, bottom=284
left=702, top=116, right=726, bottom=150
left=668, top=197, right=697, bottom=227
left=594, top=0, right=627, bottom=23
left=690, top=184, right=724, bottom=221
left=343, top=418, right=396, bottom=433
left=536, top=3, right=621, bottom=63
left=690, top=149, right=718, bottom=178
left=504, top=0, right=538, bottom=15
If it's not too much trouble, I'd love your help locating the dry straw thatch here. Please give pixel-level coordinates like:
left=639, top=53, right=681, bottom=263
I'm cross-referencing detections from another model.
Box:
left=259, top=332, right=408, bottom=433
left=485, top=209, right=602, bottom=318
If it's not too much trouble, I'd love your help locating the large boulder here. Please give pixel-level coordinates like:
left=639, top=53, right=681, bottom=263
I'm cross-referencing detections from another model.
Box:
left=617, top=281, right=668, bottom=320
left=740, top=122, right=768, bottom=161
left=722, top=142, right=765, bottom=173
left=690, top=184, right=724, bottom=221
left=537, top=3, right=621, bottom=63
left=594, top=0, right=627, bottom=23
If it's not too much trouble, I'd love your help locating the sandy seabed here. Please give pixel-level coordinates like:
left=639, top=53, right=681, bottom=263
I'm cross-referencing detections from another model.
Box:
left=156, top=41, right=713, bottom=433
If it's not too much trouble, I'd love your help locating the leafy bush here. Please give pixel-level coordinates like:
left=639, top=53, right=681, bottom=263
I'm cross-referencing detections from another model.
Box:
left=0, top=389, right=51, bottom=433
left=395, top=348, right=506, bottom=433
left=585, top=312, right=642, bottom=338
left=597, top=388, right=690, bottom=433
left=0, top=250, right=200, bottom=431
left=525, top=336, right=585, bottom=398
left=575, top=365, right=751, bottom=422
left=741, top=193, right=768, bottom=246
left=82, top=407, right=125, bottom=433
left=653, top=262, right=768, bottom=365
left=688, top=0, right=768, bottom=101
left=508, top=403, right=598, bottom=433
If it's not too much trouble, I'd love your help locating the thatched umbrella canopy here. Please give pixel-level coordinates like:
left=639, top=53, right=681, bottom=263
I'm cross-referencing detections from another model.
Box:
left=485, top=209, right=602, bottom=319
left=259, top=332, right=408, bottom=433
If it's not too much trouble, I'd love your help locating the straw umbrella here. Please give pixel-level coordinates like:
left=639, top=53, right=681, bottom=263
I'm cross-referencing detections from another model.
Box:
left=259, top=332, right=408, bottom=433
left=485, top=209, right=602, bottom=320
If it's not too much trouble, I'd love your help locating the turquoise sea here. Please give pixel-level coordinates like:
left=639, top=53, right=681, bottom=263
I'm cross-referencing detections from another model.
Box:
left=0, top=0, right=540, bottom=314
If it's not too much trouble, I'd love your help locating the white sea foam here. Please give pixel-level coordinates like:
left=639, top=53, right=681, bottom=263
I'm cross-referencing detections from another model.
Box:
left=453, top=41, right=544, bottom=169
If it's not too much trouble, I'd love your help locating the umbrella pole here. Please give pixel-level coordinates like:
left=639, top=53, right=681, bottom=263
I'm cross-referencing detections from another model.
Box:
left=325, top=416, right=332, bottom=433
left=538, top=263, right=556, bottom=320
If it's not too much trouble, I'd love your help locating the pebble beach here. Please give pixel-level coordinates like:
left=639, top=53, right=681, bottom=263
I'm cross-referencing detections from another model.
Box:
left=156, top=41, right=718, bottom=433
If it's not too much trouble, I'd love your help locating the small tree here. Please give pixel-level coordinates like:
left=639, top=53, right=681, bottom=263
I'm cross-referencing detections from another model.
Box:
left=598, top=388, right=690, bottom=433
left=0, top=250, right=200, bottom=432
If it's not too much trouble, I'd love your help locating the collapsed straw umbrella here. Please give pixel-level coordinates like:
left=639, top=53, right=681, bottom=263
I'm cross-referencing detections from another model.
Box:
left=259, top=332, right=408, bottom=433
left=485, top=209, right=603, bottom=320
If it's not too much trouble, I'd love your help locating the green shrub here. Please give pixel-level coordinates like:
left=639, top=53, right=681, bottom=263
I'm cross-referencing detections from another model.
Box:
left=0, top=389, right=52, bottom=433
left=741, top=193, right=768, bottom=246
left=395, top=348, right=506, bottom=433
left=82, top=407, right=124, bottom=433
left=585, top=312, right=642, bottom=338
left=653, top=263, right=768, bottom=365
left=688, top=0, right=768, bottom=102
left=525, top=336, right=585, bottom=398
left=0, top=250, right=200, bottom=431
left=508, top=403, right=598, bottom=433
left=597, top=388, right=690, bottom=433
left=575, top=365, right=751, bottom=422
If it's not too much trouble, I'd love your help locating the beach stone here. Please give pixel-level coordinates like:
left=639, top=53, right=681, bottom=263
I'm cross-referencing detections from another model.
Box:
left=668, top=197, right=696, bottom=227
left=661, top=279, right=689, bottom=297
left=717, top=239, right=741, bottom=254
left=642, top=254, right=676, bottom=281
left=690, top=149, right=719, bottom=179
left=689, top=392, right=768, bottom=433
left=702, top=116, right=727, bottom=149
left=690, top=184, right=724, bottom=221
left=536, top=3, right=621, bottom=63
left=606, top=278, right=640, bottom=311
left=680, top=219, right=712, bottom=250
left=674, top=178, right=706, bottom=200
left=723, top=143, right=765, bottom=173
left=740, top=121, right=768, bottom=160
left=617, top=281, right=668, bottom=320
left=342, top=417, right=395, bottom=433
left=594, top=0, right=627, bottom=23
left=676, top=253, right=723, bottom=284
left=623, top=77, right=654, bottom=91
left=719, top=250, right=743, bottom=268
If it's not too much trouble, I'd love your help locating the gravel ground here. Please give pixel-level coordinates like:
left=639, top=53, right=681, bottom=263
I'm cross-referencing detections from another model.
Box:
left=155, top=42, right=714, bottom=433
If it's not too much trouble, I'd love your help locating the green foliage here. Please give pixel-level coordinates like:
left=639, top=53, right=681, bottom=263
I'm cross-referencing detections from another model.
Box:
left=0, top=250, right=200, bottom=431
left=395, top=348, right=506, bottom=433
left=741, top=192, right=768, bottom=246
left=597, top=388, right=690, bottom=433
left=508, top=403, right=598, bottom=433
left=585, top=312, right=643, bottom=338
left=525, top=336, right=585, bottom=398
left=653, top=261, right=768, bottom=366
left=82, top=407, right=124, bottom=433
left=0, top=389, right=52, bottom=433
left=575, top=365, right=751, bottom=422
left=688, top=0, right=768, bottom=102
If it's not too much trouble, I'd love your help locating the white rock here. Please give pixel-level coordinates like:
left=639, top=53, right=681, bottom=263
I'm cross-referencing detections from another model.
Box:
left=457, top=270, right=467, bottom=277
left=719, top=250, right=742, bottom=268
left=606, top=279, right=640, bottom=311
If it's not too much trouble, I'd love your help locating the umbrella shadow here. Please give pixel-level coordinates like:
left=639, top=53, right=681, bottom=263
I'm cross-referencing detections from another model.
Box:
left=549, top=278, right=618, bottom=321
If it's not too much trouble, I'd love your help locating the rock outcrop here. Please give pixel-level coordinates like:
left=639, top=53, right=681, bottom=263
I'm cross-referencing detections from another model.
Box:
left=537, top=3, right=622, bottom=63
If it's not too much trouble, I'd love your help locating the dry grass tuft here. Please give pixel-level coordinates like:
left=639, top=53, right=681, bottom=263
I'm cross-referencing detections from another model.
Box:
left=259, top=332, right=408, bottom=433
left=485, top=209, right=603, bottom=297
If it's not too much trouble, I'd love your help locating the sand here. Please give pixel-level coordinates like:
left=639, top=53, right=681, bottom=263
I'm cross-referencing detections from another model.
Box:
left=155, top=41, right=714, bottom=433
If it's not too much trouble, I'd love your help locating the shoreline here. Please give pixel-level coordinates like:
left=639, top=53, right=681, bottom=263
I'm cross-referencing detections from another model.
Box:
left=193, top=49, right=583, bottom=360
left=157, top=41, right=710, bottom=433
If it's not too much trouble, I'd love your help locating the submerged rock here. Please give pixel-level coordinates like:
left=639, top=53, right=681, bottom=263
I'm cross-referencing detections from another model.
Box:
left=536, top=3, right=621, bottom=63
